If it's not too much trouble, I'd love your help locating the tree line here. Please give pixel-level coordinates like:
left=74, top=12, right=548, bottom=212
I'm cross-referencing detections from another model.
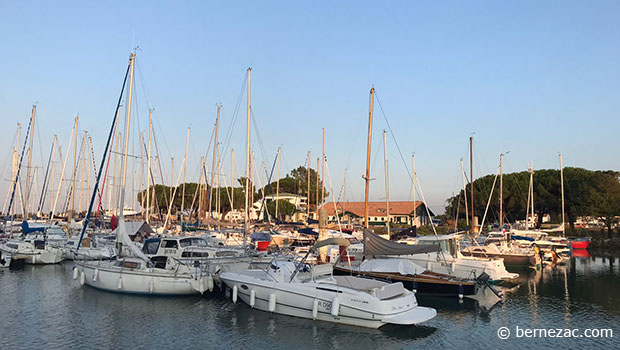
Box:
left=444, top=167, right=620, bottom=235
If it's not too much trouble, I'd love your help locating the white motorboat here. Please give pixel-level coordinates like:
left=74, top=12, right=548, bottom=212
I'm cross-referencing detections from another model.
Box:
left=220, top=238, right=437, bottom=328
left=0, top=239, right=64, bottom=264
left=396, top=234, right=518, bottom=282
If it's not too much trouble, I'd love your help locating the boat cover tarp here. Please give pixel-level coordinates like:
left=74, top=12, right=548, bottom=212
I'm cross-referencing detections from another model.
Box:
left=298, top=227, right=318, bottom=237
left=363, top=229, right=441, bottom=256
left=21, top=221, right=45, bottom=234
left=250, top=231, right=272, bottom=242
left=358, top=258, right=427, bottom=275
left=118, top=218, right=150, bottom=261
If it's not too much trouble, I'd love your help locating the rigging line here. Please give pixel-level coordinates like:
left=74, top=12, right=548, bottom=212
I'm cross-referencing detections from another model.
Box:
left=3, top=112, right=34, bottom=230
left=374, top=92, right=413, bottom=182
left=324, top=159, right=344, bottom=235
left=220, top=73, right=247, bottom=164
left=36, top=138, right=55, bottom=214
left=0, top=128, right=17, bottom=183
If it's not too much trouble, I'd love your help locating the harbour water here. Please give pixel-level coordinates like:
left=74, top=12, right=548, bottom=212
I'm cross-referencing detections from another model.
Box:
left=1, top=253, right=618, bottom=349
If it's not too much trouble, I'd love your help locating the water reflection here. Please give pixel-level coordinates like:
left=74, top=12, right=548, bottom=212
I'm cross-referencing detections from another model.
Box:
left=0, top=253, right=619, bottom=349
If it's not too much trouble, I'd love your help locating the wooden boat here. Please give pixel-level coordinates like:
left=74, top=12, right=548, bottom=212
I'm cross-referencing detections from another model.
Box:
left=333, top=259, right=480, bottom=298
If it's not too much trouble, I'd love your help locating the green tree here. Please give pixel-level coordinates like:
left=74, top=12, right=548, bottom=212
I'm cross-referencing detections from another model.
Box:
left=266, top=199, right=296, bottom=220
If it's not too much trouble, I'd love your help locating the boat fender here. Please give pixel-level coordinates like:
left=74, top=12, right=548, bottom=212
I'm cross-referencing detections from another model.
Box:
left=117, top=277, right=123, bottom=290
left=268, top=293, right=277, bottom=312
left=312, top=299, right=319, bottom=319
left=207, top=274, right=214, bottom=292
left=93, top=268, right=99, bottom=282
left=450, top=262, right=455, bottom=275
left=79, top=271, right=85, bottom=286
left=73, top=267, right=79, bottom=280
left=149, top=279, right=155, bottom=294
left=232, top=285, right=238, bottom=303
left=458, top=284, right=464, bottom=299
left=199, top=279, right=205, bottom=295
left=412, top=281, right=418, bottom=294
left=331, top=297, right=340, bottom=317
left=250, top=289, right=256, bottom=308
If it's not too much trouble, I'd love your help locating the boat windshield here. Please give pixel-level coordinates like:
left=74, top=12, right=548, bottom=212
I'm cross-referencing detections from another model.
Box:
left=417, top=238, right=456, bottom=256
left=180, top=237, right=208, bottom=248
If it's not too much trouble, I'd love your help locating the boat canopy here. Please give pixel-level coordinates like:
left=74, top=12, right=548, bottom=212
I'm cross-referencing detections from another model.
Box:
left=311, top=237, right=350, bottom=251
left=358, top=258, right=427, bottom=275
left=363, top=229, right=441, bottom=256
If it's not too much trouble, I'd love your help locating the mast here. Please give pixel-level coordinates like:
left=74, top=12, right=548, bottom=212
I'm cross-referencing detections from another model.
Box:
left=25, top=105, right=36, bottom=219
left=275, top=146, right=281, bottom=220
left=383, top=130, right=390, bottom=237
left=364, top=87, right=375, bottom=228
left=169, top=157, right=174, bottom=216
left=315, top=158, right=319, bottom=219
left=181, top=127, right=190, bottom=224
left=119, top=52, right=136, bottom=223
left=560, top=154, right=565, bottom=237
left=231, top=148, right=235, bottom=221
left=321, top=128, right=325, bottom=207
left=412, top=154, right=417, bottom=227
left=37, top=135, right=56, bottom=217
left=50, top=121, right=76, bottom=221
left=139, top=132, right=145, bottom=218
left=146, top=108, right=153, bottom=223
left=76, top=52, right=132, bottom=250
left=71, top=115, right=78, bottom=217
left=79, top=131, right=87, bottom=215
left=244, top=67, right=251, bottom=237
left=209, top=105, right=221, bottom=220
left=469, top=136, right=474, bottom=233
left=499, top=153, right=504, bottom=231
left=307, top=151, right=311, bottom=222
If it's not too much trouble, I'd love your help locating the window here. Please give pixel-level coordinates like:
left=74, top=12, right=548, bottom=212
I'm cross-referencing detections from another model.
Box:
left=162, top=240, right=178, bottom=249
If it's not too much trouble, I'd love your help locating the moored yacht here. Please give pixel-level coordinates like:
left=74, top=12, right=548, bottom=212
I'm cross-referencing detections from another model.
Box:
left=220, top=238, right=437, bottom=328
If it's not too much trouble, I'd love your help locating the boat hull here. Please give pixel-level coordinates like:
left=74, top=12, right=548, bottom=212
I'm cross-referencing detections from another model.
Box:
left=571, top=241, right=590, bottom=250
left=332, top=265, right=478, bottom=297
left=461, top=251, right=537, bottom=267
left=402, top=252, right=518, bottom=282
left=220, top=273, right=436, bottom=328
left=75, top=262, right=207, bottom=295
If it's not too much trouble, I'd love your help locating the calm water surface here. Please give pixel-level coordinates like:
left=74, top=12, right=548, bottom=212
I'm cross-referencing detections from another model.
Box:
left=1, top=253, right=619, bottom=349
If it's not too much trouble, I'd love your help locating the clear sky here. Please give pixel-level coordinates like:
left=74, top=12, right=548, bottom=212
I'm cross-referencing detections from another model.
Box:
left=1, top=1, right=619, bottom=214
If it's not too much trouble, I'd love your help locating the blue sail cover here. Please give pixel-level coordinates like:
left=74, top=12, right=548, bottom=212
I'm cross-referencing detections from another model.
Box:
left=22, top=221, right=45, bottom=234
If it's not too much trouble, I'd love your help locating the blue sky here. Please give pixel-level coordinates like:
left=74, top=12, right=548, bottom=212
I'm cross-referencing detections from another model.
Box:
left=1, top=1, right=619, bottom=214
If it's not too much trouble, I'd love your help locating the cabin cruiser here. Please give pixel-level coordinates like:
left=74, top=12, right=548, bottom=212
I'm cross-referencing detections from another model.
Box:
left=394, top=233, right=518, bottom=283
left=220, top=238, right=437, bottom=328
left=460, top=232, right=539, bottom=267
left=0, top=239, right=64, bottom=264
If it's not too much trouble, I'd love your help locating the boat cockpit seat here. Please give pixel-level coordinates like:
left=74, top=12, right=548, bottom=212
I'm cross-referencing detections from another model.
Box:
left=311, top=264, right=333, bottom=279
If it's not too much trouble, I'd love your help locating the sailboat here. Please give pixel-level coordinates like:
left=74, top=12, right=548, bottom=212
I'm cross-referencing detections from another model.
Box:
left=73, top=52, right=210, bottom=295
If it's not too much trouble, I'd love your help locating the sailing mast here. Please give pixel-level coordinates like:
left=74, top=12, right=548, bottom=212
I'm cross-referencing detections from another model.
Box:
left=321, top=128, right=325, bottom=209
left=306, top=150, right=311, bottom=222
left=231, top=149, right=235, bottom=221
left=25, top=105, right=36, bottom=219
left=3, top=113, right=33, bottom=231
left=180, top=127, right=190, bottom=225
left=118, top=52, right=136, bottom=225
left=382, top=130, right=390, bottom=237
left=37, top=135, right=57, bottom=217
left=76, top=52, right=132, bottom=250
left=363, top=87, right=375, bottom=228
left=71, top=115, right=78, bottom=218
left=469, top=136, right=474, bottom=233
left=275, top=146, right=281, bottom=220
left=146, top=108, right=153, bottom=223
left=209, top=105, right=221, bottom=223
left=560, top=154, right=565, bottom=237
left=412, top=154, right=417, bottom=227
left=499, top=153, right=504, bottom=231
left=244, top=67, right=251, bottom=240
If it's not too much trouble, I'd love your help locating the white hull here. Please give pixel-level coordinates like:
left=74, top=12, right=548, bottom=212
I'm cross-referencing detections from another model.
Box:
left=74, top=261, right=210, bottom=295
left=221, top=272, right=436, bottom=328
left=401, top=252, right=518, bottom=282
